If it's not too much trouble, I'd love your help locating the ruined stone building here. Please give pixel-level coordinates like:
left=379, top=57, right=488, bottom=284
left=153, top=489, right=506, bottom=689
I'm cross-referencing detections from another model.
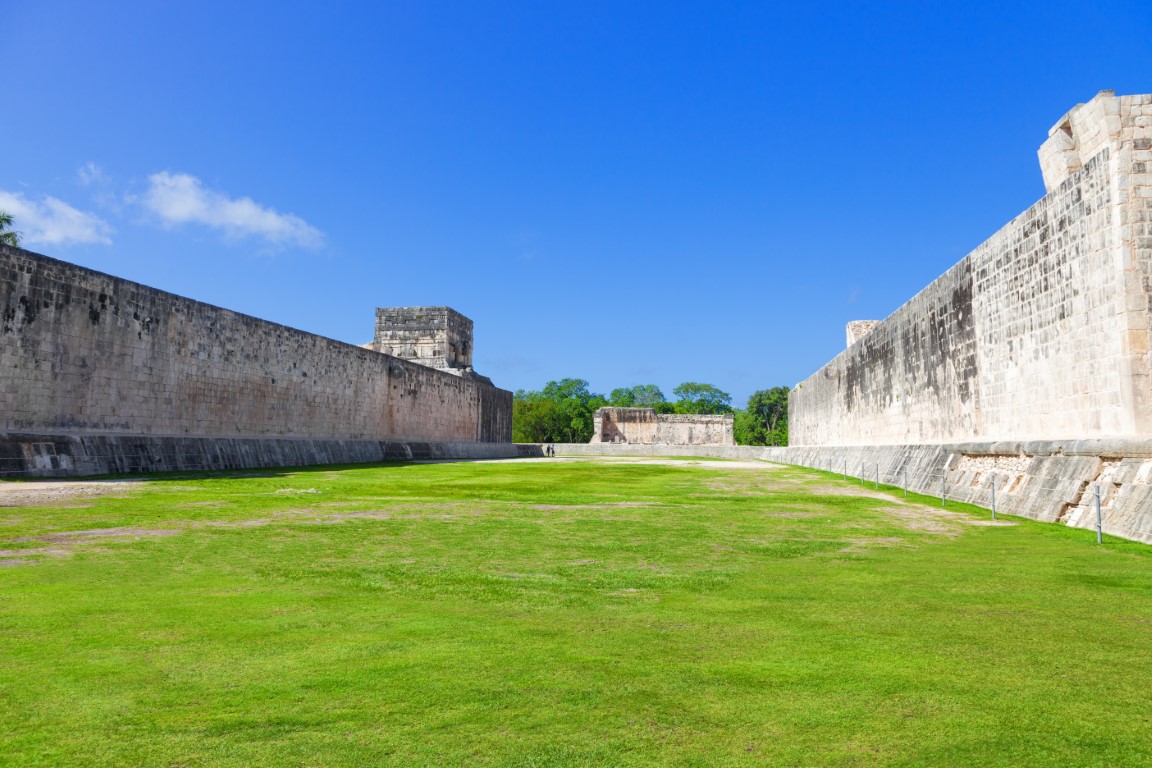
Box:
left=364, top=306, right=492, bottom=383
left=590, top=408, right=735, bottom=446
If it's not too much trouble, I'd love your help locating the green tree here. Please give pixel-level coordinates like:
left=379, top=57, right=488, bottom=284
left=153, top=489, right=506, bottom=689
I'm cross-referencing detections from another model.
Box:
left=512, top=378, right=608, bottom=443
left=734, top=386, right=790, bottom=446
left=511, top=390, right=563, bottom=443
left=0, top=211, right=20, bottom=247
left=608, top=384, right=666, bottom=408
left=672, top=382, right=733, bottom=415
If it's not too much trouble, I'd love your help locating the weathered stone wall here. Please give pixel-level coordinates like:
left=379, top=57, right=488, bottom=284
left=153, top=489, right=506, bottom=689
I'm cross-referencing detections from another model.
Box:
left=590, top=408, right=734, bottom=445
left=791, top=92, right=1152, bottom=445
left=1, top=246, right=512, bottom=454
left=0, top=433, right=536, bottom=477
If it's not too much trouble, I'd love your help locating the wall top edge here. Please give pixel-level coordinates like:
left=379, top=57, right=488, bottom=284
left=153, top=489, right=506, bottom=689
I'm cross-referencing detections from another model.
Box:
left=1, top=245, right=509, bottom=396
left=790, top=144, right=1115, bottom=392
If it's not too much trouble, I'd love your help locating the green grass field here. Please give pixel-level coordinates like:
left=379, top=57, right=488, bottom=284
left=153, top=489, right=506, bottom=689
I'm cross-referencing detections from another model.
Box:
left=2, top=457, right=1152, bottom=767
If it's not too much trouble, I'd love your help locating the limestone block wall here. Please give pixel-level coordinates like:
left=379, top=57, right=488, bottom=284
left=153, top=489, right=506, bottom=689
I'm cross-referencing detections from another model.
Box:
left=590, top=408, right=734, bottom=445
left=0, top=246, right=512, bottom=445
left=791, top=92, right=1152, bottom=446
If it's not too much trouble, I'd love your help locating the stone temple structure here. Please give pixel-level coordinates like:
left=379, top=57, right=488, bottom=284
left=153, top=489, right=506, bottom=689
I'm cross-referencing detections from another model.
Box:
left=845, top=320, right=880, bottom=348
left=0, top=246, right=521, bottom=476
left=364, top=306, right=491, bottom=383
left=590, top=408, right=734, bottom=446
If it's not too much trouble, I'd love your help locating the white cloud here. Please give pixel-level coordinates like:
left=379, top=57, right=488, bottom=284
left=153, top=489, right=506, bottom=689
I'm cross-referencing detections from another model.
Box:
left=77, top=161, right=105, bottom=186
left=140, top=171, right=324, bottom=250
left=0, top=190, right=114, bottom=246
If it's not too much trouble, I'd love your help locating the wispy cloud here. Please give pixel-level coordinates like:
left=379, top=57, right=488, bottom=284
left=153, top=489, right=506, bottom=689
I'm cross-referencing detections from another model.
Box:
left=0, top=190, right=114, bottom=246
left=140, top=172, right=324, bottom=250
left=77, top=161, right=105, bottom=187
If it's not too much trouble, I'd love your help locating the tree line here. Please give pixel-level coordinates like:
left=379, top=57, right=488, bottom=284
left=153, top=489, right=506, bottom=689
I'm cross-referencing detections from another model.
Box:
left=513, top=379, right=789, bottom=446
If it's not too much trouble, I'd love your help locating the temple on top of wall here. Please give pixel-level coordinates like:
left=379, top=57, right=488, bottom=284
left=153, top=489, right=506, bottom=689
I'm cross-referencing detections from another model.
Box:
left=790, top=91, right=1152, bottom=447
left=590, top=408, right=735, bottom=446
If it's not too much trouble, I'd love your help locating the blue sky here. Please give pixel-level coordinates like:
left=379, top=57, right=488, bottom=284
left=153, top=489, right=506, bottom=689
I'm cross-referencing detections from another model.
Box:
left=4, top=1, right=1150, bottom=405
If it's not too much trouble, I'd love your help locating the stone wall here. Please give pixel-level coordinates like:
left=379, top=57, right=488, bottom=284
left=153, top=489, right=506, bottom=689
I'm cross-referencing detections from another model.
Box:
left=791, top=92, right=1152, bottom=446
left=1, top=434, right=537, bottom=477
left=589, top=408, right=734, bottom=445
left=0, top=246, right=513, bottom=475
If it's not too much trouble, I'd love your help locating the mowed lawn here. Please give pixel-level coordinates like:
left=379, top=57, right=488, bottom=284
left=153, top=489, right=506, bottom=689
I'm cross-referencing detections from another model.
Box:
left=2, top=458, right=1152, bottom=767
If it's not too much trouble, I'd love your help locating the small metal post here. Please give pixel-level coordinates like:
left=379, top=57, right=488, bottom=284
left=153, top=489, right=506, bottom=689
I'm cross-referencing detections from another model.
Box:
left=991, top=478, right=996, bottom=520
left=843, top=460, right=847, bottom=481
left=903, top=467, right=908, bottom=499
left=1095, top=484, right=1102, bottom=544
left=941, top=473, right=946, bottom=508
left=874, top=464, right=879, bottom=490
left=860, top=463, right=864, bottom=486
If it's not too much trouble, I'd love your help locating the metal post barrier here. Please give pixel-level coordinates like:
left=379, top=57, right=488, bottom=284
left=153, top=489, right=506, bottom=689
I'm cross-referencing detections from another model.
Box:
left=1095, top=484, right=1102, bottom=544
left=843, top=461, right=847, bottom=481
left=991, top=478, right=996, bottom=520
left=941, top=473, right=946, bottom=508
left=860, top=464, right=864, bottom=486
left=874, top=464, right=879, bottom=490
left=903, top=467, right=908, bottom=499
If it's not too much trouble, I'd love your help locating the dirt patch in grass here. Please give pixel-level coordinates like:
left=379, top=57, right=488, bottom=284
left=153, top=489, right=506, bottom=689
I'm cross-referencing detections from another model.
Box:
left=17, top=527, right=184, bottom=544
left=838, top=536, right=908, bottom=554
left=876, top=504, right=1018, bottom=535
left=762, top=511, right=824, bottom=519
left=532, top=501, right=655, bottom=511
left=0, top=480, right=145, bottom=507
left=0, top=504, right=476, bottom=565
left=1, top=527, right=182, bottom=564
left=878, top=505, right=965, bottom=535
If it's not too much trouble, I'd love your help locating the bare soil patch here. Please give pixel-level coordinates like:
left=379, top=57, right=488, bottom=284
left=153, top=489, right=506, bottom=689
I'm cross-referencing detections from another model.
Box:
left=839, top=536, right=908, bottom=554
left=0, top=480, right=145, bottom=507
left=532, top=501, right=655, bottom=511
left=0, top=503, right=475, bottom=565
left=19, top=527, right=183, bottom=543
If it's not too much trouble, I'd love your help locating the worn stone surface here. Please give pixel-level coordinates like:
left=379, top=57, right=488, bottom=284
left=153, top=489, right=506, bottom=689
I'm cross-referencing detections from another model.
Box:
left=0, top=433, right=535, bottom=477
left=0, top=246, right=513, bottom=474
left=589, top=408, right=734, bottom=445
left=792, top=92, right=1152, bottom=445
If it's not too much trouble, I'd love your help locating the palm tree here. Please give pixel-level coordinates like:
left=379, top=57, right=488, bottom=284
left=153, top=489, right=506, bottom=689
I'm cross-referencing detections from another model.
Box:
left=0, top=210, right=20, bottom=247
